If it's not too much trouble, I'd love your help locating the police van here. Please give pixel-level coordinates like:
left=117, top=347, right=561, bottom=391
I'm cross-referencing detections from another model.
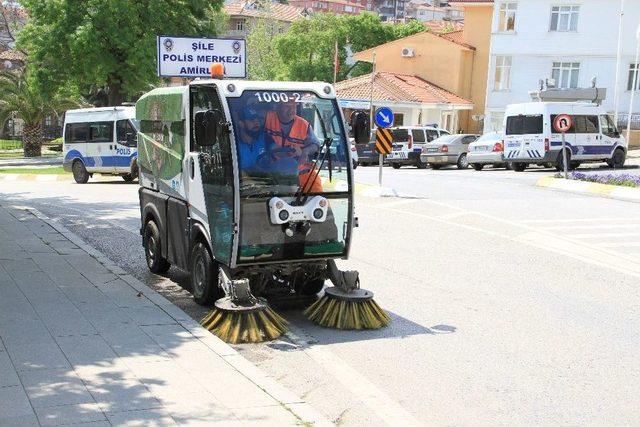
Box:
left=63, top=106, right=139, bottom=183
left=503, top=102, right=626, bottom=172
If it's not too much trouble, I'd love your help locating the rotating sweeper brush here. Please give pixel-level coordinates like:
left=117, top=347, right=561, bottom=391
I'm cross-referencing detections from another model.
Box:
left=304, top=260, right=390, bottom=330
left=201, top=274, right=288, bottom=344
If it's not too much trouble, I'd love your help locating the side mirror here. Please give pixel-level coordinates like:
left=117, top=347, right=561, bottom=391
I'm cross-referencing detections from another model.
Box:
left=195, top=109, right=225, bottom=146
left=351, top=111, right=370, bottom=145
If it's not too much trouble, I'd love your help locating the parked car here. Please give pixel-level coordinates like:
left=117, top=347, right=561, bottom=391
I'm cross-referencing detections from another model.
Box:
left=467, top=132, right=509, bottom=171
left=386, top=126, right=450, bottom=169
left=354, top=130, right=379, bottom=166
left=420, top=134, right=478, bottom=169
left=348, top=138, right=359, bottom=169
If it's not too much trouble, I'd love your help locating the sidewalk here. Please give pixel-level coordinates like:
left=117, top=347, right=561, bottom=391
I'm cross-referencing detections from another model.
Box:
left=0, top=156, right=63, bottom=167
left=0, top=205, right=328, bottom=426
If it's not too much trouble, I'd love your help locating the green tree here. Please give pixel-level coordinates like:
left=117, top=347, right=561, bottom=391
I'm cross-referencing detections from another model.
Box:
left=18, top=0, right=225, bottom=106
left=275, top=12, right=425, bottom=83
left=0, top=68, right=82, bottom=157
left=246, top=16, right=287, bottom=81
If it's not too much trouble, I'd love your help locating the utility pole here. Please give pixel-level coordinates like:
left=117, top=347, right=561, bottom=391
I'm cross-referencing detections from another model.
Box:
left=614, top=0, right=625, bottom=125
left=627, top=23, right=640, bottom=141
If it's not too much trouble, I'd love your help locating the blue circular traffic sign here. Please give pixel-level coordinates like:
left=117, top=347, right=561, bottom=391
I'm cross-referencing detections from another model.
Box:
left=374, top=107, right=394, bottom=128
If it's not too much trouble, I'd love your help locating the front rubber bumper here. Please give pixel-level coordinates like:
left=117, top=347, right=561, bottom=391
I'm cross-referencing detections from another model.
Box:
left=467, top=152, right=504, bottom=165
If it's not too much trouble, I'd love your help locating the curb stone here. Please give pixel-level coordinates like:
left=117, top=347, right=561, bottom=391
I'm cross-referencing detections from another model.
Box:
left=536, top=176, right=640, bottom=204
left=16, top=205, right=332, bottom=427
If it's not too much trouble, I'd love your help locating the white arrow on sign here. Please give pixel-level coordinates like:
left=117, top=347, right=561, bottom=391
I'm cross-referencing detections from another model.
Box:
left=379, top=112, right=390, bottom=124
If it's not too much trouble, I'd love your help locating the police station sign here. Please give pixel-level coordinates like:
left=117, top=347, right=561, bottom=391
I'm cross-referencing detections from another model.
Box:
left=157, top=36, right=246, bottom=78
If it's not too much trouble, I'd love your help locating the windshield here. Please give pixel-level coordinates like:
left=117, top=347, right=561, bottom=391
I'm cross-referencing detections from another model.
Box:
left=228, top=90, right=349, bottom=197
left=476, top=132, right=501, bottom=143
left=432, top=135, right=458, bottom=144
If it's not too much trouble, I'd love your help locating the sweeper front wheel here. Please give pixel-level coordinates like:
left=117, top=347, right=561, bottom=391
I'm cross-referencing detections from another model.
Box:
left=190, top=242, right=224, bottom=306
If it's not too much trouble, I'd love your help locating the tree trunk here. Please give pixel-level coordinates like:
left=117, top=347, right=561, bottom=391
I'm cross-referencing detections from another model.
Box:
left=107, top=75, right=124, bottom=106
left=23, top=123, right=42, bottom=158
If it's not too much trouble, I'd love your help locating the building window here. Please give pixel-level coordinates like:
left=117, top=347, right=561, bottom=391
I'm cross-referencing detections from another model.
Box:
left=236, top=19, right=245, bottom=31
left=552, top=62, right=580, bottom=88
left=494, top=56, right=512, bottom=91
left=498, top=2, right=517, bottom=32
left=550, top=5, right=579, bottom=32
left=628, top=64, right=640, bottom=91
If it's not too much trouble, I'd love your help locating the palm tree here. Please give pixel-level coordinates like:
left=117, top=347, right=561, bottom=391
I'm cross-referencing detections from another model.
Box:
left=0, top=68, right=81, bottom=157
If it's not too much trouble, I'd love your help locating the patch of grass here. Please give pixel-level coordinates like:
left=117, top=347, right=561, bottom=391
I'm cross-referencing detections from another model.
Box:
left=0, top=166, right=67, bottom=174
left=0, top=139, right=22, bottom=150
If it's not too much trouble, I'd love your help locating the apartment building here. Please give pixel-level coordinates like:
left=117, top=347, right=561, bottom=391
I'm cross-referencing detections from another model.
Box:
left=484, top=0, right=640, bottom=133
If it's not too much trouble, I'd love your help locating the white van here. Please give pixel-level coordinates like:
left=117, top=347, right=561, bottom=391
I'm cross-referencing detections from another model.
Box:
left=62, top=106, right=139, bottom=183
left=503, top=102, right=626, bottom=172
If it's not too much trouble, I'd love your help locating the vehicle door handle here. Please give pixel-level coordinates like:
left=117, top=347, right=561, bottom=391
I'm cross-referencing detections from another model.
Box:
left=190, top=158, right=195, bottom=179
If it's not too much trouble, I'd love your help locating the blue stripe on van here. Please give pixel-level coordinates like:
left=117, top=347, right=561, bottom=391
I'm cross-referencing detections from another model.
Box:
left=64, top=150, right=136, bottom=168
left=550, top=141, right=617, bottom=155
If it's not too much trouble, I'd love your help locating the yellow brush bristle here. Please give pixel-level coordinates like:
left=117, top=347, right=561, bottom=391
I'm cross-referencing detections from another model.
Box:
left=201, top=307, right=288, bottom=344
left=304, top=296, right=390, bottom=330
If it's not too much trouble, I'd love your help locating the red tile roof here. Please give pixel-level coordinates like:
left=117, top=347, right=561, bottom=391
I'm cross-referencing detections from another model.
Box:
left=448, top=0, right=493, bottom=3
left=438, top=30, right=474, bottom=49
left=224, top=0, right=304, bottom=22
left=423, top=19, right=464, bottom=34
left=335, top=71, right=472, bottom=106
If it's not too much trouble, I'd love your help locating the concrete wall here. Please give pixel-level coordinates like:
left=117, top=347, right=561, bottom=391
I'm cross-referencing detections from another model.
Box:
left=461, top=3, right=493, bottom=133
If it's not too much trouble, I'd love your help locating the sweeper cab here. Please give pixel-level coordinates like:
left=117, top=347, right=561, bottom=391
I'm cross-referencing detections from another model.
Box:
left=136, top=70, right=387, bottom=343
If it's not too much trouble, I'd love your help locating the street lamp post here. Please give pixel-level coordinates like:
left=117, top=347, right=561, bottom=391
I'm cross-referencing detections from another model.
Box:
left=614, top=0, right=625, bottom=125
left=627, top=24, right=640, bottom=141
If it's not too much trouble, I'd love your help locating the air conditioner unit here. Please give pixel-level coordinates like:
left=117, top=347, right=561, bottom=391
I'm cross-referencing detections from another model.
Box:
left=401, top=47, right=414, bottom=58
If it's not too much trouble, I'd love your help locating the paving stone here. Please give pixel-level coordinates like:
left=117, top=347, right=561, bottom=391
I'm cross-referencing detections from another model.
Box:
left=100, top=326, right=171, bottom=363
left=0, top=258, right=40, bottom=274
left=162, top=396, right=236, bottom=425
left=37, top=306, right=98, bottom=337
left=0, top=349, right=20, bottom=387
left=35, top=402, right=107, bottom=426
left=55, top=334, right=119, bottom=367
left=0, top=316, right=54, bottom=347
left=128, top=360, right=210, bottom=402
left=106, top=409, right=178, bottom=426
left=5, top=340, right=71, bottom=372
left=194, top=367, right=277, bottom=409
left=19, top=368, right=95, bottom=409
left=122, top=306, right=176, bottom=326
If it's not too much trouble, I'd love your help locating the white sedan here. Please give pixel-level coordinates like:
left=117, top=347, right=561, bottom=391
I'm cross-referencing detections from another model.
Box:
left=467, top=132, right=508, bottom=171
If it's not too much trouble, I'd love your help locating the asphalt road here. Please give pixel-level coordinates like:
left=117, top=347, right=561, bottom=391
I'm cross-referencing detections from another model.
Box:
left=2, top=166, right=640, bottom=425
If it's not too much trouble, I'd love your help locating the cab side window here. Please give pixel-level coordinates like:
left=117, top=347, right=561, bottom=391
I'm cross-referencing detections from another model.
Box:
left=600, top=115, right=619, bottom=138
left=461, top=135, right=477, bottom=144
left=573, top=115, right=599, bottom=134
left=426, top=130, right=438, bottom=142
left=65, top=123, right=88, bottom=143
left=116, top=120, right=137, bottom=147
left=89, top=122, right=114, bottom=143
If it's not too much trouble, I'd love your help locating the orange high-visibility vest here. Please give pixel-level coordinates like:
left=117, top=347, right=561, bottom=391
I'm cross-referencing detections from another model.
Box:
left=265, top=111, right=323, bottom=193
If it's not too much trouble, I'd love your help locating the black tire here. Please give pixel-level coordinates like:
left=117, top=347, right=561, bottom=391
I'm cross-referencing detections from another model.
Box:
left=391, top=163, right=401, bottom=169
left=352, top=160, right=358, bottom=170
left=190, top=242, right=223, bottom=305
left=472, top=163, right=484, bottom=171
left=143, top=220, right=170, bottom=274
left=131, top=160, right=139, bottom=179
left=430, top=164, right=442, bottom=170
left=505, top=162, right=512, bottom=170
left=512, top=162, right=527, bottom=172
left=555, top=149, right=572, bottom=171
left=456, top=153, right=469, bottom=169
left=543, top=162, right=554, bottom=169
left=570, top=161, right=581, bottom=170
left=72, top=160, right=89, bottom=184
left=298, top=278, right=325, bottom=296
left=122, top=174, right=134, bottom=182
left=416, top=157, right=427, bottom=169
left=607, top=148, right=626, bottom=169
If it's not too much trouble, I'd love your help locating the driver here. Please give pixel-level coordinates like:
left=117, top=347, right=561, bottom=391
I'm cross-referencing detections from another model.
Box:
left=237, top=105, right=267, bottom=172
left=264, top=98, right=323, bottom=193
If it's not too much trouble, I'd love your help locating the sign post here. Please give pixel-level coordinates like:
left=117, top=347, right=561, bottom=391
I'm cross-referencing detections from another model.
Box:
left=553, top=113, right=573, bottom=179
left=374, top=107, right=394, bottom=186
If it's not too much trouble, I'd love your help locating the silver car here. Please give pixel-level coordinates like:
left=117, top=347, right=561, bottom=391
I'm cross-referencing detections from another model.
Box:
left=420, top=134, right=478, bottom=169
left=467, top=132, right=508, bottom=171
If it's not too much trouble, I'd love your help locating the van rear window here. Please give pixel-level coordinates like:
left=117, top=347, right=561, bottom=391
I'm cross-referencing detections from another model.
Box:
left=391, top=129, right=409, bottom=141
left=505, top=115, right=543, bottom=135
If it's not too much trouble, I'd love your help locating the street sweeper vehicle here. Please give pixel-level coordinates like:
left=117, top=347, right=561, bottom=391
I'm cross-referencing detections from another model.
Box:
left=136, top=69, right=388, bottom=343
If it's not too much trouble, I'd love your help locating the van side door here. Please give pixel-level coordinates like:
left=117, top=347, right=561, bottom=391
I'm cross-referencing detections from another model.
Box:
left=86, top=121, right=115, bottom=173
left=573, top=115, right=599, bottom=160
left=115, top=119, right=137, bottom=173
left=63, top=122, right=88, bottom=168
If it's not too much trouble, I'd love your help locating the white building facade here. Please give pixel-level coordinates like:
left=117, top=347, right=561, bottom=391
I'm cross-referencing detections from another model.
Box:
left=484, top=0, right=640, bottom=132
